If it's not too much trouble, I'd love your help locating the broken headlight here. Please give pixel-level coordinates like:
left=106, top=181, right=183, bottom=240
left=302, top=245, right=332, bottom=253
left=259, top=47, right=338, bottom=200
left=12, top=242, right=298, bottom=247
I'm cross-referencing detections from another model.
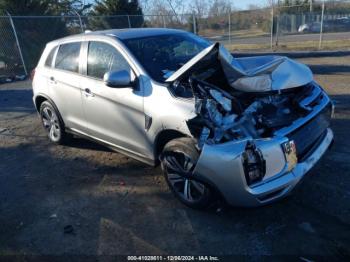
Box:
left=242, top=142, right=266, bottom=185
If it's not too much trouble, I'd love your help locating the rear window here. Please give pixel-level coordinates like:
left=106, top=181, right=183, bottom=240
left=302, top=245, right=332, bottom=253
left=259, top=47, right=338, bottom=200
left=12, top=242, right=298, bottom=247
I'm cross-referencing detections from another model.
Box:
left=45, top=46, right=57, bottom=67
left=55, top=42, right=81, bottom=73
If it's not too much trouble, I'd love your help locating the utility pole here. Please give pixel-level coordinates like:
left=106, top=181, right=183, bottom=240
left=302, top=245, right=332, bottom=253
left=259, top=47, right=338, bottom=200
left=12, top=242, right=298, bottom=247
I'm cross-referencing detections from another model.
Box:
left=228, top=8, right=231, bottom=47
left=270, top=0, right=274, bottom=50
left=6, top=11, right=28, bottom=76
left=192, top=12, right=197, bottom=35
left=310, top=0, right=313, bottom=12
left=73, top=10, right=84, bottom=32
left=275, top=0, right=280, bottom=47
left=319, top=0, right=325, bottom=49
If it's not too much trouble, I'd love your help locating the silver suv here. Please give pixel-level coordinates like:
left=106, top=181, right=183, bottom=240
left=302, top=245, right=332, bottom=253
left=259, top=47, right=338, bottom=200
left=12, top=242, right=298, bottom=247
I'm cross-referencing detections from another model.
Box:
left=32, top=28, right=334, bottom=209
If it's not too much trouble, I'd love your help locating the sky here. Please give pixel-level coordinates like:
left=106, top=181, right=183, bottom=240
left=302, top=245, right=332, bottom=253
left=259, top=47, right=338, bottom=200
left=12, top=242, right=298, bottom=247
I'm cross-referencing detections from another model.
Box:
left=85, top=0, right=269, bottom=12
left=234, top=0, right=266, bottom=10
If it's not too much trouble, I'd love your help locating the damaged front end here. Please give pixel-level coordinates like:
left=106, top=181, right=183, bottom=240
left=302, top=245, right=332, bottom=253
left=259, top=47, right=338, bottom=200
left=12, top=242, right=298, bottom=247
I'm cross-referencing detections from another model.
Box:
left=165, top=43, right=333, bottom=206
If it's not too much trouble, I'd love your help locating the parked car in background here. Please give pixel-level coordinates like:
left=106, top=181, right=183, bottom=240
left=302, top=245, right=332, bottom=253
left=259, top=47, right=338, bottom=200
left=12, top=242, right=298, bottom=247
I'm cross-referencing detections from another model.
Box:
left=330, top=17, right=350, bottom=31
left=32, top=28, right=334, bottom=209
left=298, top=21, right=322, bottom=33
left=298, top=17, right=350, bottom=33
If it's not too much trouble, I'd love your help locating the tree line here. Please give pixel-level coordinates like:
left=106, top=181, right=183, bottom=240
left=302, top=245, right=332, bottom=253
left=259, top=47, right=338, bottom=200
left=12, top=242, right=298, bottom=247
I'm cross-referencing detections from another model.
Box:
left=0, top=0, right=144, bottom=72
left=1, top=0, right=349, bottom=73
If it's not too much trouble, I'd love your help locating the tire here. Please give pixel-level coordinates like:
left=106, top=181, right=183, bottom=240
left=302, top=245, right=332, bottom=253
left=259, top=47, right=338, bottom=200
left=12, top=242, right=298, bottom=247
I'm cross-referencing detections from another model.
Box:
left=39, top=101, right=68, bottom=144
left=161, top=137, right=213, bottom=209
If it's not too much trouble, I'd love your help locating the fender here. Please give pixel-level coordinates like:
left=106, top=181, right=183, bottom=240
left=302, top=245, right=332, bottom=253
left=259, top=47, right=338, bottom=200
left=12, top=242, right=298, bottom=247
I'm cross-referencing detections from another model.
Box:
left=34, top=93, right=66, bottom=128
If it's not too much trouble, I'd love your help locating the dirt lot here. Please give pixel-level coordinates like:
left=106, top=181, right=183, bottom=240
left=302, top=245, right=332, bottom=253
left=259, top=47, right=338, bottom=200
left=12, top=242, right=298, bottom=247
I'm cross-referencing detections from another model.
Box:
left=0, top=55, right=350, bottom=260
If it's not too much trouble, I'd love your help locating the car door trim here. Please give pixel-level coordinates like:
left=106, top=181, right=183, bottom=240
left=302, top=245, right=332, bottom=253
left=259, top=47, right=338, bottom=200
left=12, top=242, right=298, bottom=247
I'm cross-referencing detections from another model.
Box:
left=65, top=127, right=155, bottom=166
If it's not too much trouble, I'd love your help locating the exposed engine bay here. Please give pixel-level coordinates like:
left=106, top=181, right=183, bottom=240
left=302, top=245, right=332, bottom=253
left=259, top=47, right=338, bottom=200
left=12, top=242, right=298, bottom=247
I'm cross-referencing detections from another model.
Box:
left=185, top=78, right=315, bottom=148
left=166, top=43, right=325, bottom=149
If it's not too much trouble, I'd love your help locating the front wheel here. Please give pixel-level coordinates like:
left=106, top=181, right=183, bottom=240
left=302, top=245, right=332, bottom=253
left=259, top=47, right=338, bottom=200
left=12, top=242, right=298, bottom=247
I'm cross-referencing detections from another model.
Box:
left=161, top=137, right=213, bottom=209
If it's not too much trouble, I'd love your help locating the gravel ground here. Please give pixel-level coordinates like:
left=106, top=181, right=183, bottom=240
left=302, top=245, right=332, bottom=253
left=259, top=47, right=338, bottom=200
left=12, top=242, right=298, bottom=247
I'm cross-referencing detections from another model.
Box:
left=0, top=55, right=350, bottom=260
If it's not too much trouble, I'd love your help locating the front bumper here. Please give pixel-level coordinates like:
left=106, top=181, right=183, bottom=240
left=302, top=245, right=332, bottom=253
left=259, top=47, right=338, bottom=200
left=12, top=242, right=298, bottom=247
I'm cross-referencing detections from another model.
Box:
left=193, top=128, right=334, bottom=207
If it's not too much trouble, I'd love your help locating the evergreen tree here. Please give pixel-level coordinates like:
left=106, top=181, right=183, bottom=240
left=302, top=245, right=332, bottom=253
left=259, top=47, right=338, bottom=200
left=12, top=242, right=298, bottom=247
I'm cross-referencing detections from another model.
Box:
left=0, top=0, right=51, bottom=15
left=0, top=0, right=70, bottom=71
left=90, top=0, right=144, bottom=30
left=0, top=0, right=86, bottom=15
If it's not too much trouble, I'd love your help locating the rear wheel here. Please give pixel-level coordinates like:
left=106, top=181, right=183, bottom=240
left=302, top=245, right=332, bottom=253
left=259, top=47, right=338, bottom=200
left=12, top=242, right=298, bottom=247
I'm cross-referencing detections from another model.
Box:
left=161, top=137, right=213, bottom=209
left=40, top=101, right=68, bottom=144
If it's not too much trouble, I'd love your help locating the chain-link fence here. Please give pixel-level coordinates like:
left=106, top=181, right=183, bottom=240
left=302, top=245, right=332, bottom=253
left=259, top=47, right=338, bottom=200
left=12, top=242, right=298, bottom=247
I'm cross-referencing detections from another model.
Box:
left=0, top=16, right=26, bottom=81
left=197, top=7, right=273, bottom=52
left=0, top=13, right=197, bottom=80
left=273, top=1, right=350, bottom=50
left=1, top=0, right=350, bottom=81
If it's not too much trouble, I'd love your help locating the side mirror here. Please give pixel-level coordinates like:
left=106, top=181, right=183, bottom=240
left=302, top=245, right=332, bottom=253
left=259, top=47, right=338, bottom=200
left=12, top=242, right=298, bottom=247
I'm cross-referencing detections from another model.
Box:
left=103, top=70, right=132, bottom=88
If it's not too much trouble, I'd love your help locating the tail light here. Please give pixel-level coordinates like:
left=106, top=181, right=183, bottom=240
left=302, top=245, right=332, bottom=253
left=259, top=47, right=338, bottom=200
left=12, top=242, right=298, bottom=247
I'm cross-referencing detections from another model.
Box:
left=30, top=68, right=36, bottom=81
left=242, top=142, right=266, bottom=185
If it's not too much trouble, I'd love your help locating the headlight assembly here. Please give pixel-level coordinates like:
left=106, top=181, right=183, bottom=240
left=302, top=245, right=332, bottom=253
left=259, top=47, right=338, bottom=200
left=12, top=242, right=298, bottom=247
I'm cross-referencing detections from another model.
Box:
left=242, top=142, right=266, bottom=186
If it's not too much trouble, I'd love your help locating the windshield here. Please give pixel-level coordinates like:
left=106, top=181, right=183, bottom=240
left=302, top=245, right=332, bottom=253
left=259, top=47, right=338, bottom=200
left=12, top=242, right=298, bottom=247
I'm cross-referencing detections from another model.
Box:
left=120, top=33, right=211, bottom=82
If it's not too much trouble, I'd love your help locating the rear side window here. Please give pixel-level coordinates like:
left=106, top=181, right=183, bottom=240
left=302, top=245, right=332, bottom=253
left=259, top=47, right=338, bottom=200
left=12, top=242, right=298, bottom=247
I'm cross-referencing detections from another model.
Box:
left=87, top=41, right=130, bottom=79
left=55, top=42, right=81, bottom=73
left=45, top=46, right=57, bottom=67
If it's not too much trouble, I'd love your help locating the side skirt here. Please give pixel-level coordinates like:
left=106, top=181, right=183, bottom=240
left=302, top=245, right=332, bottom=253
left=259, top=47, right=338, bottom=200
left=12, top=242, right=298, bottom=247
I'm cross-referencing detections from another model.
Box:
left=65, top=128, right=155, bottom=167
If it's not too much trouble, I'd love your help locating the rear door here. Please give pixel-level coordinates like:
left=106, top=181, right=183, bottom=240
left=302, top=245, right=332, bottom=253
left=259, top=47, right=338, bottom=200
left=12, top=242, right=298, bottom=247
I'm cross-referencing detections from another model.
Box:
left=48, top=41, right=87, bottom=133
left=80, top=40, right=149, bottom=158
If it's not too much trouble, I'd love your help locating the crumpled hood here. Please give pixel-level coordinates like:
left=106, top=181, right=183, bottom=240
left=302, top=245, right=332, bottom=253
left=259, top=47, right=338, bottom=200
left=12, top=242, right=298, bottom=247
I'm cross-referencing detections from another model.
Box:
left=165, top=43, right=313, bottom=92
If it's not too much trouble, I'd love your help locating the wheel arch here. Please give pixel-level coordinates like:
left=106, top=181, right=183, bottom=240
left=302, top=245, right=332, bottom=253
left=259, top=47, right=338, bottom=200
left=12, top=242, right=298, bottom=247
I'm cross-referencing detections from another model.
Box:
left=34, top=93, right=66, bottom=127
left=34, top=94, right=48, bottom=112
left=153, top=129, right=190, bottom=165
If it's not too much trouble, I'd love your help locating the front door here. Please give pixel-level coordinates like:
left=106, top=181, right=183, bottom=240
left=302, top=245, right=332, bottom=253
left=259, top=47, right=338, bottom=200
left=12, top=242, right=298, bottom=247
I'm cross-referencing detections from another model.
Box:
left=80, top=41, right=150, bottom=159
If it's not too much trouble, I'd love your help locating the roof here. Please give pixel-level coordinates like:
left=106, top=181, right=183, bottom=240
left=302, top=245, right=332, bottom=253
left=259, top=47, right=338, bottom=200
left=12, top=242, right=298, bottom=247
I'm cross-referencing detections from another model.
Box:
left=47, top=28, right=189, bottom=45
left=90, top=28, right=188, bottom=40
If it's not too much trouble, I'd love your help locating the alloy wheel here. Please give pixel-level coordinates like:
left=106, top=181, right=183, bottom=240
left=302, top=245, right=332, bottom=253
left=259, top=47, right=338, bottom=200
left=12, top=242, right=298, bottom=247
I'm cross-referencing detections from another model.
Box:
left=41, top=106, right=61, bottom=142
left=162, top=152, right=206, bottom=203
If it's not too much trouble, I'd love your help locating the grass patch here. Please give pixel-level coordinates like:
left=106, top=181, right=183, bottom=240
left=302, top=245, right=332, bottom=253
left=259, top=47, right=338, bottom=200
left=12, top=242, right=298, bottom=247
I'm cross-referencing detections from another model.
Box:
left=227, top=39, right=350, bottom=52
left=230, top=28, right=269, bottom=38
left=200, top=28, right=268, bottom=38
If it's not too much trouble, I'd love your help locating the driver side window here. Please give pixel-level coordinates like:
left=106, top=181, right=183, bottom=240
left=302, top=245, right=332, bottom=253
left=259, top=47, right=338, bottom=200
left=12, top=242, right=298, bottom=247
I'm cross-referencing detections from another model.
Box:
left=87, top=41, right=130, bottom=80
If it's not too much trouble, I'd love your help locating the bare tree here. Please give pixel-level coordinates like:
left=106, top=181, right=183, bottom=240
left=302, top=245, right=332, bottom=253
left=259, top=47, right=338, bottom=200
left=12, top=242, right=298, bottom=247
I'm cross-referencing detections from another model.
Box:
left=190, top=0, right=211, bottom=18
left=142, top=0, right=185, bottom=15
left=266, top=0, right=275, bottom=7
left=165, top=0, right=184, bottom=17
left=140, top=0, right=188, bottom=27
left=248, top=4, right=261, bottom=10
left=208, top=0, right=233, bottom=17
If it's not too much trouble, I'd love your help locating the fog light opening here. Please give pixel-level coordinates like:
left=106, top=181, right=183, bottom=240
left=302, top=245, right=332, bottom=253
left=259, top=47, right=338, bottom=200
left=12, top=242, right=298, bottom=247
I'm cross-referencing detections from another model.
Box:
left=283, top=140, right=298, bottom=171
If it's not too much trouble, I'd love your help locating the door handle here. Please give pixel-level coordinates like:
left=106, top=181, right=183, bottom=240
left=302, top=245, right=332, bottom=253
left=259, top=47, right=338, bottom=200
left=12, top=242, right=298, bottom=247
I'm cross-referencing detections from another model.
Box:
left=49, top=76, right=56, bottom=84
left=84, top=88, right=94, bottom=97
